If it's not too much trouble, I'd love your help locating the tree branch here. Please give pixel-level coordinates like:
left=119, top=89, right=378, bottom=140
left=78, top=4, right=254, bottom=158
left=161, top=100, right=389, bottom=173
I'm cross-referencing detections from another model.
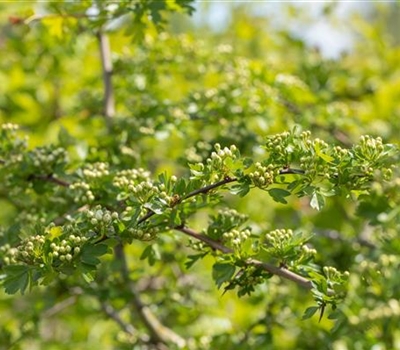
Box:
left=137, top=176, right=237, bottom=225
left=278, top=168, right=305, bottom=175
left=29, top=174, right=70, bottom=187
left=100, top=302, right=138, bottom=337
left=182, top=175, right=237, bottom=200
left=114, top=244, right=186, bottom=348
left=176, top=225, right=231, bottom=254
left=98, top=30, right=115, bottom=121
left=175, top=226, right=314, bottom=290
left=43, top=294, right=79, bottom=318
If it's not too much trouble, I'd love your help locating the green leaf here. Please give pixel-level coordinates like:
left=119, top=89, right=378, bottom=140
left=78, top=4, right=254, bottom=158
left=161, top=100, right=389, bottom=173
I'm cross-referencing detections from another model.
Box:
left=2, top=265, right=31, bottom=294
left=116, top=220, right=126, bottom=233
left=302, top=306, right=319, bottom=320
left=268, top=188, right=291, bottom=204
left=140, top=244, right=161, bottom=266
left=185, top=252, right=208, bottom=269
left=80, top=243, right=108, bottom=266
left=242, top=158, right=253, bottom=169
left=318, top=152, right=334, bottom=163
left=144, top=202, right=164, bottom=215
left=310, top=191, right=325, bottom=211
left=174, top=178, right=187, bottom=194
left=212, top=262, right=236, bottom=289
left=82, top=271, right=95, bottom=283
left=230, top=183, right=250, bottom=197
left=169, top=209, right=182, bottom=226
left=80, top=262, right=97, bottom=283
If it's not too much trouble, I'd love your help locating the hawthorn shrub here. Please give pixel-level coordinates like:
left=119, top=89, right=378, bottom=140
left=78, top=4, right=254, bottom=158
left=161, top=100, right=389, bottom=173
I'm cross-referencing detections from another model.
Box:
left=0, top=2, right=399, bottom=349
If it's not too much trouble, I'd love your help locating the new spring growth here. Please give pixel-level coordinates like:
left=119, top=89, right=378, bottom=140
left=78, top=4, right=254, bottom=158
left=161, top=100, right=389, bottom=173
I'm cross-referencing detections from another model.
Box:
left=262, top=229, right=315, bottom=264
left=249, top=162, right=275, bottom=189
left=49, top=234, right=88, bottom=262
left=1, top=234, right=46, bottom=265
left=30, top=147, right=67, bottom=168
left=69, top=181, right=95, bottom=203
left=82, top=162, right=110, bottom=178
left=223, top=228, right=252, bottom=248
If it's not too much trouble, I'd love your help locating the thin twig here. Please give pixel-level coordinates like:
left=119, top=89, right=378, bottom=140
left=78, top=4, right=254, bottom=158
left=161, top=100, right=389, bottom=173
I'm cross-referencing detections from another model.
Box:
left=182, top=175, right=237, bottom=200
left=176, top=226, right=314, bottom=290
left=29, top=174, right=70, bottom=187
left=98, top=30, right=115, bottom=121
left=114, top=244, right=186, bottom=348
left=177, top=225, right=231, bottom=254
left=137, top=210, right=156, bottom=225
left=137, top=176, right=237, bottom=225
left=278, top=168, right=305, bottom=175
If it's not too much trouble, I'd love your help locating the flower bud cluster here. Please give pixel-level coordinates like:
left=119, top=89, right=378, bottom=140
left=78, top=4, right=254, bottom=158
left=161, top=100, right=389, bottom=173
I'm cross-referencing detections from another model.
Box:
left=231, top=266, right=267, bottom=295
left=114, top=169, right=178, bottom=206
left=263, top=229, right=313, bottom=264
left=49, top=234, right=88, bottom=262
left=298, top=245, right=317, bottom=263
left=113, top=168, right=152, bottom=195
left=1, top=234, right=46, bottom=265
left=85, top=206, right=119, bottom=227
left=333, top=145, right=349, bottom=157
left=239, top=266, right=265, bottom=286
left=82, top=162, right=109, bottom=179
left=132, top=180, right=160, bottom=203
left=249, top=162, right=275, bottom=189
left=204, top=144, right=238, bottom=175
left=217, top=208, right=248, bottom=223
left=30, top=147, right=67, bottom=170
left=264, top=131, right=298, bottom=167
left=354, top=135, right=385, bottom=163
left=265, top=131, right=291, bottom=154
left=69, top=181, right=95, bottom=203
left=264, top=228, right=294, bottom=246
left=223, top=228, right=251, bottom=248
left=127, top=226, right=159, bottom=241
left=190, top=240, right=206, bottom=251
left=323, top=266, right=349, bottom=281
left=313, top=138, right=329, bottom=150
left=300, top=130, right=311, bottom=140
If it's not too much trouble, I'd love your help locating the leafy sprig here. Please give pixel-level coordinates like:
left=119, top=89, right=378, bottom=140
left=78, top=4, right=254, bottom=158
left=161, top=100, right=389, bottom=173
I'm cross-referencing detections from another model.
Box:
left=0, top=124, right=398, bottom=321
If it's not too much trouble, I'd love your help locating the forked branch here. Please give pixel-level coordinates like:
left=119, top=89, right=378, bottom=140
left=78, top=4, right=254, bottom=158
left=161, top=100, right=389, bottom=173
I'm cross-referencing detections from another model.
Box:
left=175, top=226, right=313, bottom=290
left=114, top=244, right=186, bottom=348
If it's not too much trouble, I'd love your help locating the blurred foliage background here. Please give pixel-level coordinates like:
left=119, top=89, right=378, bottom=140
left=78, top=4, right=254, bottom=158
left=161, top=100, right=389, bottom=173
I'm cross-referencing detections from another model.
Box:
left=0, top=1, right=399, bottom=349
